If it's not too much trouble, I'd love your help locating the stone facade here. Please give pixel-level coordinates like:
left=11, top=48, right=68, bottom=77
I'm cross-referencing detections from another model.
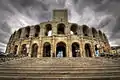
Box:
left=5, top=9, right=111, bottom=58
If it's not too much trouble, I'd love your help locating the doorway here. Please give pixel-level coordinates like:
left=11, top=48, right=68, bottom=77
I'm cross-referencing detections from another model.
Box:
left=56, top=42, right=66, bottom=57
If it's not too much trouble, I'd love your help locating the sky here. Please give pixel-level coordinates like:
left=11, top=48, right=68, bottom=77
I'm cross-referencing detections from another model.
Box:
left=0, top=0, right=120, bottom=52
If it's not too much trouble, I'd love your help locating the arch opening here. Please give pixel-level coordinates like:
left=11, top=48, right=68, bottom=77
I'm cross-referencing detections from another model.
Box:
left=99, top=30, right=103, bottom=39
left=72, top=42, right=80, bottom=57
left=103, top=33, right=108, bottom=41
left=43, top=42, right=51, bottom=57
left=83, top=25, right=89, bottom=36
left=34, top=25, right=40, bottom=37
left=21, top=44, right=28, bottom=56
left=25, top=27, right=30, bottom=38
left=13, top=45, right=18, bottom=55
left=85, top=43, right=92, bottom=57
left=92, top=28, right=97, bottom=38
left=57, top=23, right=65, bottom=34
left=56, top=42, right=66, bottom=57
left=31, top=43, right=38, bottom=57
left=45, top=24, right=52, bottom=36
left=70, top=24, right=78, bottom=35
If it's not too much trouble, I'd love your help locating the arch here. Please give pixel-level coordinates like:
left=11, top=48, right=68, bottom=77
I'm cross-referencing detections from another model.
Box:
left=82, top=25, right=89, bottom=36
left=98, top=30, right=103, bottom=39
left=25, top=27, right=30, bottom=38
left=34, top=25, right=40, bottom=37
left=21, top=44, right=28, bottom=56
left=31, top=43, right=38, bottom=57
left=45, top=24, right=52, bottom=36
left=43, top=42, right=51, bottom=57
left=13, top=45, right=18, bottom=54
left=57, top=23, right=65, bottom=34
left=72, top=42, right=80, bottom=57
left=103, top=33, right=107, bottom=41
left=92, top=27, right=97, bottom=38
left=56, top=42, right=66, bottom=57
left=85, top=43, right=92, bottom=57
left=18, top=29, right=22, bottom=38
left=70, top=24, right=78, bottom=35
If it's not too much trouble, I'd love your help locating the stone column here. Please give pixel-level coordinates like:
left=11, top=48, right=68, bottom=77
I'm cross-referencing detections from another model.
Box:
left=52, top=36, right=56, bottom=57
left=80, top=38, right=85, bottom=57
left=17, top=44, right=20, bottom=55
left=67, top=35, right=72, bottom=57
left=18, top=40, right=22, bottom=55
left=38, top=38, right=42, bottom=58
left=40, top=40, right=43, bottom=57
left=20, top=28, right=25, bottom=39
left=91, top=41, right=95, bottom=57
left=66, top=44, right=69, bottom=57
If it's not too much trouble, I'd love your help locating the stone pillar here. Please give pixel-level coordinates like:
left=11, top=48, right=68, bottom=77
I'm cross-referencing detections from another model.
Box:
left=52, top=36, right=56, bottom=57
left=67, top=36, right=72, bottom=57
left=18, top=40, right=22, bottom=55
left=91, top=41, right=95, bottom=57
left=66, top=44, right=69, bottom=57
left=80, top=38, right=85, bottom=57
left=20, top=28, right=25, bottom=39
left=40, top=40, right=43, bottom=57
left=40, top=24, right=44, bottom=37
left=79, top=26, right=83, bottom=36
left=29, top=26, right=35, bottom=38
left=17, top=44, right=20, bottom=55
left=89, top=28, right=93, bottom=37
left=38, top=38, right=42, bottom=58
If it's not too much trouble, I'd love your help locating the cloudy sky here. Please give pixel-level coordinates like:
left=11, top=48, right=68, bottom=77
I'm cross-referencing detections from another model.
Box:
left=0, top=0, right=120, bottom=52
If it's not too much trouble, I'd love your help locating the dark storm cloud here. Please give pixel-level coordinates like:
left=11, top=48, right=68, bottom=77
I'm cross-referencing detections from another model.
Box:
left=70, top=0, right=120, bottom=46
left=0, top=0, right=120, bottom=51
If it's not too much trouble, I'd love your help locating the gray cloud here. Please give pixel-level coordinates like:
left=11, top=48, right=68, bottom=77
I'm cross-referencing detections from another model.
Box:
left=0, top=0, right=120, bottom=52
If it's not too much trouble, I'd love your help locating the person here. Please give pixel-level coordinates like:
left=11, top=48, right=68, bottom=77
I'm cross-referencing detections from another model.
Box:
left=95, top=45, right=99, bottom=57
left=57, top=50, right=63, bottom=57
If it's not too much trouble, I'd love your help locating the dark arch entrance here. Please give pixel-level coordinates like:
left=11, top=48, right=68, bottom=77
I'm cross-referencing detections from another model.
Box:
left=21, top=44, right=27, bottom=56
left=13, top=45, right=18, bottom=54
left=43, top=42, right=51, bottom=57
left=83, top=25, right=89, bottom=36
left=56, top=42, right=66, bottom=57
left=31, top=43, right=38, bottom=57
left=85, top=43, right=92, bottom=57
left=25, top=27, right=30, bottom=38
left=70, top=24, right=78, bottom=35
left=34, top=25, right=40, bottom=37
left=92, top=28, right=97, bottom=38
left=72, top=42, right=80, bottom=57
left=45, top=24, right=52, bottom=36
left=57, top=23, right=65, bottom=34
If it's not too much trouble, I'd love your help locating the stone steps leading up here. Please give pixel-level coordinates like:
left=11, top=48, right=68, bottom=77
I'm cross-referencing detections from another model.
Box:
left=0, top=57, right=120, bottom=80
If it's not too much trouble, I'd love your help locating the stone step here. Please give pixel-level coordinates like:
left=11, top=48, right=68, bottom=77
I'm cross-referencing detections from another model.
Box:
left=0, top=67, right=120, bottom=71
left=0, top=75, right=120, bottom=80
left=0, top=70, right=120, bottom=73
left=0, top=71, right=120, bottom=77
left=1, top=58, right=119, bottom=67
left=0, top=57, right=120, bottom=80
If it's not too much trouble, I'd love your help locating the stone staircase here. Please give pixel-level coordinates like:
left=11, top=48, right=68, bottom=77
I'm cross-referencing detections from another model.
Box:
left=0, top=57, right=120, bottom=80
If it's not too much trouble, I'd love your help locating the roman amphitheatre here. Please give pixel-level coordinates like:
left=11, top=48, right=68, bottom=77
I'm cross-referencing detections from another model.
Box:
left=6, top=9, right=110, bottom=58
left=0, top=9, right=119, bottom=80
